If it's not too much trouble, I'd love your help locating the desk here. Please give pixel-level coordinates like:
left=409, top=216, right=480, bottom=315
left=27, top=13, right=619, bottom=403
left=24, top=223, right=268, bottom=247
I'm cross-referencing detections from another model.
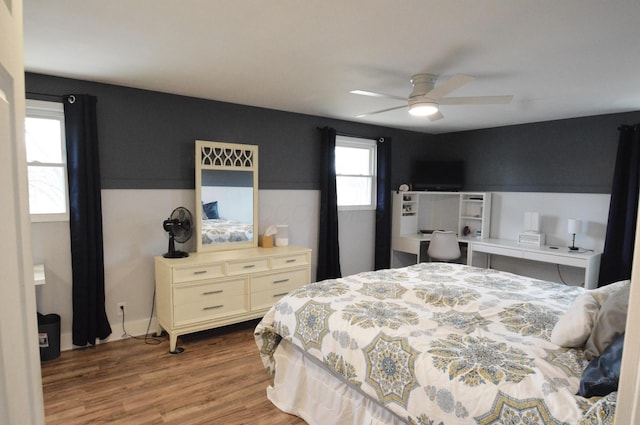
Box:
left=467, top=238, right=601, bottom=289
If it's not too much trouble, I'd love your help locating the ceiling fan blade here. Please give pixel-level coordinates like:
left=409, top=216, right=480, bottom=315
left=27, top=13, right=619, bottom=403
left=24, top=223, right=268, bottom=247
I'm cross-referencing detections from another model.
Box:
left=428, top=111, right=444, bottom=122
left=425, top=74, right=475, bottom=100
left=439, top=95, right=513, bottom=105
left=350, top=90, right=407, bottom=101
left=356, top=105, right=407, bottom=118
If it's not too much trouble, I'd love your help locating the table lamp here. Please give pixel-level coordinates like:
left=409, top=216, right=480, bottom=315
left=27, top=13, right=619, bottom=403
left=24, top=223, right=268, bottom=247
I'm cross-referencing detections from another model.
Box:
left=568, top=219, right=581, bottom=251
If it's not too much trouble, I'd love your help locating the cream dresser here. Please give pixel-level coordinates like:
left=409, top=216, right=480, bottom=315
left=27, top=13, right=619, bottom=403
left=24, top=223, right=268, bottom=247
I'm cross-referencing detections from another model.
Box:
left=155, top=245, right=311, bottom=353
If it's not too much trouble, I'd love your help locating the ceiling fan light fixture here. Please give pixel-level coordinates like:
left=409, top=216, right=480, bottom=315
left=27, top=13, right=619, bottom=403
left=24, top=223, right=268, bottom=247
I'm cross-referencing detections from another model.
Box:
left=408, top=101, right=438, bottom=117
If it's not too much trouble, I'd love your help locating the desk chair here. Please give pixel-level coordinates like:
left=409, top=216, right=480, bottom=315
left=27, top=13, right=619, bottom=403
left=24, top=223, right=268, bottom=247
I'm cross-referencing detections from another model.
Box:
left=427, top=230, right=461, bottom=262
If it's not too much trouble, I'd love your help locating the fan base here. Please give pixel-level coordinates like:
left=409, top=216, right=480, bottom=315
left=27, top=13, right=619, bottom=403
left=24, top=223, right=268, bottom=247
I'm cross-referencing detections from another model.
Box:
left=163, top=250, right=189, bottom=258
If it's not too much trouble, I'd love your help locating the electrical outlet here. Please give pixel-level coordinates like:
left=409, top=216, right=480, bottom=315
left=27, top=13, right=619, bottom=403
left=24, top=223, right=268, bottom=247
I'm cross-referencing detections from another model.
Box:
left=117, top=302, right=126, bottom=317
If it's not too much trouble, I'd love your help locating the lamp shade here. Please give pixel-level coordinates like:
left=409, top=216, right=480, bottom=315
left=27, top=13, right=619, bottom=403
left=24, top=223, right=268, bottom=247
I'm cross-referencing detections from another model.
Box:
left=568, top=219, right=582, bottom=234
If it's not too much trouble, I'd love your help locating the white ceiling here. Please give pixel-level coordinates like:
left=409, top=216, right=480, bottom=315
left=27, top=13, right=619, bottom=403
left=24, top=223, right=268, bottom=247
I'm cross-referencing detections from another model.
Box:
left=23, top=0, right=640, bottom=134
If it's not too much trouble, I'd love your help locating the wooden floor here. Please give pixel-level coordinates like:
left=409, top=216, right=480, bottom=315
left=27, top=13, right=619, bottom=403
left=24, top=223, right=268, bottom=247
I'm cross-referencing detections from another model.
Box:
left=40, top=320, right=307, bottom=425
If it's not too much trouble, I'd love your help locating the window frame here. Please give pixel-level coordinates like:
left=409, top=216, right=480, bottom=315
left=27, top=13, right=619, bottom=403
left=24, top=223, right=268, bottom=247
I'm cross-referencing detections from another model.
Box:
left=335, top=135, right=377, bottom=211
left=25, top=99, right=69, bottom=222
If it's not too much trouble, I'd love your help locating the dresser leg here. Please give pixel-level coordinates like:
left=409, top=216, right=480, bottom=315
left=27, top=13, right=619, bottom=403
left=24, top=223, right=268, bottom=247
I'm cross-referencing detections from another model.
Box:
left=153, top=324, right=164, bottom=338
left=169, top=334, right=184, bottom=354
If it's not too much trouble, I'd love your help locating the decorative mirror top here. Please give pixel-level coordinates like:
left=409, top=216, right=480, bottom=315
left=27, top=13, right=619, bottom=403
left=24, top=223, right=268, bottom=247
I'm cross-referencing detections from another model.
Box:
left=195, top=140, right=259, bottom=252
left=201, top=145, right=255, bottom=168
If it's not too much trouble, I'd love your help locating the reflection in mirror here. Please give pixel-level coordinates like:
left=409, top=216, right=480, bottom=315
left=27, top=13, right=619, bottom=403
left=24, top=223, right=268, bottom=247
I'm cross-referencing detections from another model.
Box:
left=201, top=170, right=254, bottom=245
left=196, top=140, right=258, bottom=252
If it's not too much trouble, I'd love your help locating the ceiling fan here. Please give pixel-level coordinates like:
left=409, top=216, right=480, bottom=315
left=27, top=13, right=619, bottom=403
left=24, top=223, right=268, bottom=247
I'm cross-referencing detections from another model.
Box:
left=351, top=73, right=513, bottom=121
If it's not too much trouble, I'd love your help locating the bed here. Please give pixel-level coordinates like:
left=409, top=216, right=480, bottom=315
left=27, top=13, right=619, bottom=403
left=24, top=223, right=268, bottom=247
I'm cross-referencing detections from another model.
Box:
left=255, top=263, right=619, bottom=425
left=201, top=218, right=253, bottom=244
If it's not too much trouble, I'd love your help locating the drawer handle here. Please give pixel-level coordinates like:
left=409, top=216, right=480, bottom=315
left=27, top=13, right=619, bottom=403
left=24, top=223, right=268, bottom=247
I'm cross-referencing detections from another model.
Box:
left=243, top=264, right=256, bottom=269
left=203, top=305, right=223, bottom=310
left=273, top=292, right=289, bottom=298
left=273, top=278, right=290, bottom=284
left=193, top=270, right=208, bottom=275
left=202, top=290, right=223, bottom=295
left=286, top=259, right=297, bottom=263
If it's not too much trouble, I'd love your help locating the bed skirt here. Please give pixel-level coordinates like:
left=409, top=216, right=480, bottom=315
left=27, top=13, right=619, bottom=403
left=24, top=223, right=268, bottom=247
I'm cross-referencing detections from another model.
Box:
left=268, top=339, right=407, bottom=425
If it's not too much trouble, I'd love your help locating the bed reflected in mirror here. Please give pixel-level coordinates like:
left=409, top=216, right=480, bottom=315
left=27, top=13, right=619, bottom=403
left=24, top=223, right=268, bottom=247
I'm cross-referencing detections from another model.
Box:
left=201, top=169, right=254, bottom=246
left=195, top=140, right=259, bottom=252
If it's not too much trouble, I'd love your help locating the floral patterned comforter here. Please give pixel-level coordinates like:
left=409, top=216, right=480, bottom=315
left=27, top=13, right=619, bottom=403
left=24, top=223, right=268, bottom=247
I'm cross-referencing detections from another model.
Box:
left=201, top=219, right=253, bottom=244
left=255, top=263, right=616, bottom=425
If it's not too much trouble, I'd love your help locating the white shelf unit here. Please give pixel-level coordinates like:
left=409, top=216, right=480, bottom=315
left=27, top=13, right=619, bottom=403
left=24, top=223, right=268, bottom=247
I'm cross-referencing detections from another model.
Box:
left=401, top=193, right=418, bottom=217
left=458, top=192, right=491, bottom=240
left=396, top=193, right=418, bottom=235
left=391, top=191, right=491, bottom=266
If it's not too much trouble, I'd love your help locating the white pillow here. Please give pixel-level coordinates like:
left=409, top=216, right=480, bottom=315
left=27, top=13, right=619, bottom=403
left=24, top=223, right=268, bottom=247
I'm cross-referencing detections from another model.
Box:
left=551, top=292, right=600, bottom=347
left=584, top=283, right=630, bottom=359
left=550, top=279, right=630, bottom=348
left=591, top=279, right=630, bottom=305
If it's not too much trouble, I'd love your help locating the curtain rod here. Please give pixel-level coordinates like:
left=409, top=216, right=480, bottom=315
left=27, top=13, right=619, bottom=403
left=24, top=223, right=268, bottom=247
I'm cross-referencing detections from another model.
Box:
left=26, top=91, right=64, bottom=100
left=316, top=126, right=383, bottom=142
left=617, top=125, right=640, bottom=132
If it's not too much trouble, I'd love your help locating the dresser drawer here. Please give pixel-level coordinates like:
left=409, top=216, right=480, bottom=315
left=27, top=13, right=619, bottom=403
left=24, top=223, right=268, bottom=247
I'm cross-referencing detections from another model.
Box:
left=173, top=278, right=246, bottom=306
left=271, top=253, right=309, bottom=269
left=251, top=269, right=309, bottom=311
left=477, top=244, right=524, bottom=258
left=173, top=293, right=247, bottom=326
left=173, top=278, right=248, bottom=326
left=251, top=286, right=294, bottom=311
left=252, top=269, right=308, bottom=293
left=226, top=258, right=269, bottom=275
left=173, top=263, right=225, bottom=283
left=523, top=251, right=585, bottom=268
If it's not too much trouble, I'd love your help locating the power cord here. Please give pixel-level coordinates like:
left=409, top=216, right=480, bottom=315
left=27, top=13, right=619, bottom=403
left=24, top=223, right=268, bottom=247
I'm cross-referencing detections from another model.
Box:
left=556, top=263, right=585, bottom=287
left=118, top=290, right=162, bottom=345
left=556, top=264, right=569, bottom=285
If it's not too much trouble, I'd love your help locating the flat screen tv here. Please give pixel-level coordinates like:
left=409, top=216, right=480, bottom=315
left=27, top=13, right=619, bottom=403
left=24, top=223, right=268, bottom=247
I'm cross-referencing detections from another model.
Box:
left=411, top=160, right=464, bottom=191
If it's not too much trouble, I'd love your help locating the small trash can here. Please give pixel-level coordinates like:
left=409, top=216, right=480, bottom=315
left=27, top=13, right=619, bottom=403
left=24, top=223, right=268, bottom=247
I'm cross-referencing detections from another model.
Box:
left=37, top=313, right=60, bottom=361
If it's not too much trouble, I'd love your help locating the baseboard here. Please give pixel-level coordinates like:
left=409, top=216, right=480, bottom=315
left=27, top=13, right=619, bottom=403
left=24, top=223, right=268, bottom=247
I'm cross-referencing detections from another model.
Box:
left=60, top=316, right=159, bottom=352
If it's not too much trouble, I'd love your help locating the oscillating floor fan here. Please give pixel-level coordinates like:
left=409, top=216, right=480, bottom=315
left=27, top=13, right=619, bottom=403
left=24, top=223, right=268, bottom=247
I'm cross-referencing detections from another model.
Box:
left=162, top=207, right=193, bottom=258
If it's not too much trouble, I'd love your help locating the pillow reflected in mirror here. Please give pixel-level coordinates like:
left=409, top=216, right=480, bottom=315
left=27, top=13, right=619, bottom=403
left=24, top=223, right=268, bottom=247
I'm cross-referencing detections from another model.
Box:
left=202, top=201, right=220, bottom=220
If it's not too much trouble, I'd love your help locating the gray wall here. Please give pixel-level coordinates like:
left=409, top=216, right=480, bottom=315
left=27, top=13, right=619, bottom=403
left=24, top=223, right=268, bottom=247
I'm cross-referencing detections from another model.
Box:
left=25, top=73, right=433, bottom=190
left=26, top=72, right=640, bottom=193
left=428, top=113, right=640, bottom=193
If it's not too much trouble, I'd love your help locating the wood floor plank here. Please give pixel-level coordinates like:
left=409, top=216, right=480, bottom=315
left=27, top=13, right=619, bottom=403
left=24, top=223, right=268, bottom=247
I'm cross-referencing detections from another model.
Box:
left=40, top=320, right=307, bottom=425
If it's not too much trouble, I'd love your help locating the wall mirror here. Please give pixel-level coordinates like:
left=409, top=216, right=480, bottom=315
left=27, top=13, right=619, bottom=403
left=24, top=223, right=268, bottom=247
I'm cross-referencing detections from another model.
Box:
left=195, top=140, right=258, bottom=252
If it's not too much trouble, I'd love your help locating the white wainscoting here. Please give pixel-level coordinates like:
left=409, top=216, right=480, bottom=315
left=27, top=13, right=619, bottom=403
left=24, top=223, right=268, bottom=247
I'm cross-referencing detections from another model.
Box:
left=337, top=209, right=376, bottom=276
left=34, top=189, right=322, bottom=351
left=258, top=189, right=319, bottom=279
left=486, top=192, right=610, bottom=286
left=32, top=189, right=611, bottom=350
left=490, top=192, right=610, bottom=250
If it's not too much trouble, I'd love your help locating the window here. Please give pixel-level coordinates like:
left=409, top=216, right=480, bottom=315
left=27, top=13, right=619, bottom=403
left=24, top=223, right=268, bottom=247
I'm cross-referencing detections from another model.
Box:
left=25, top=99, right=69, bottom=222
left=335, top=136, right=377, bottom=210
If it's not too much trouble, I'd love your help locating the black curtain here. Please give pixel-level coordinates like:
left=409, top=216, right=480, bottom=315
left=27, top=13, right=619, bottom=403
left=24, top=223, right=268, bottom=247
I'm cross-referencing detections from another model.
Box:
left=374, top=137, right=392, bottom=270
left=317, top=127, right=341, bottom=281
left=64, top=94, right=112, bottom=346
left=598, top=124, right=640, bottom=286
